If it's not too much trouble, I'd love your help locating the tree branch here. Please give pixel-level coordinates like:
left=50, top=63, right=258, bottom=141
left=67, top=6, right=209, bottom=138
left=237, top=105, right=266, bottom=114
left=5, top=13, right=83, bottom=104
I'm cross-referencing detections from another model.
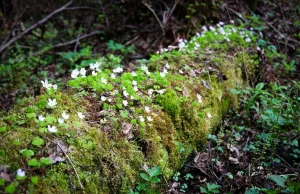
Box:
left=143, top=2, right=165, bottom=36
left=52, top=31, right=101, bottom=49
left=0, top=0, right=74, bottom=53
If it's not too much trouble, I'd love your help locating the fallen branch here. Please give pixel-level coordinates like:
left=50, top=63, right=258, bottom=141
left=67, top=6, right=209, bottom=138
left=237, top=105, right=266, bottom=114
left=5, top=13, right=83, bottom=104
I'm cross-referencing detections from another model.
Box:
left=143, top=2, right=165, bottom=36
left=52, top=31, right=101, bottom=49
left=0, top=0, right=74, bottom=54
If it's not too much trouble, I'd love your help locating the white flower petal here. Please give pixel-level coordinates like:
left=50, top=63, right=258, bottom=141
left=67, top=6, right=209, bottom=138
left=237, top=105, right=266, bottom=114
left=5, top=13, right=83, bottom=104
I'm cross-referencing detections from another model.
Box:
left=58, top=118, right=64, bottom=124
left=38, top=115, right=45, bottom=122
left=77, top=112, right=85, bottom=119
left=62, top=112, right=69, bottom=120
left=48, top=125, right=57, bottom=133
left=17, top=169, right=25, bottom=177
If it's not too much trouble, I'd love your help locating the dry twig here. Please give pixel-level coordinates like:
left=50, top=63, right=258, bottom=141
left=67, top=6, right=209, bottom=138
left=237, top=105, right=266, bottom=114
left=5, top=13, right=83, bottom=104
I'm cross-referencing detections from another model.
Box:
left=143, top=2, right=165, bottom=36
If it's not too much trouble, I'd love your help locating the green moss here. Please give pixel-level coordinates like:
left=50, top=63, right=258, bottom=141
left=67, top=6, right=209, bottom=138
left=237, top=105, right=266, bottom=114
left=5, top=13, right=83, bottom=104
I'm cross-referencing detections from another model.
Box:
left=154, top=89, right=180, bottom=119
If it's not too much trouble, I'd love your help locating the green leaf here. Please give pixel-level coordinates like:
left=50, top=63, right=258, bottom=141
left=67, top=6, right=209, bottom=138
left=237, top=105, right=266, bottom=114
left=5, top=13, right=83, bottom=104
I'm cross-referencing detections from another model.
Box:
left=255, top=83, right=265, bottom=90
left=207, top=183, right=220, bottom=191
left=140, top=173, right=150, bottom=181
left=150, top=176, right=160, bottom=183
left=245, top=187, right=260, bottom=194
left=200, top=186, right=208, bottom=193
left=131, top=119, right=137, bottom=124
left=267, top=175, right=287, bottom=188
left=20, top=149, right=34, bottom=157
left=116, top=104, right=122, bottom=109
left=0, top=150, right=4, bottom=157
left=39, top=127, right=47, bottom=133
left=13, top=140, right=20, bottom=146
left=28, top=158, right=40, bottom=167
left=4, top=182, right=19, bottom=194
left=32, top=136, right=45, bottom=147
left=0, top=126, right=7, bottom=133
left=40, top=157, right=52, bottom=166
left=38, top=121, right=47, bottom=127
left=31, top=176, right=39, bottom=185
left=147, top=166, right=161, bottom=177
left=26, top=113, right=37, bottom=119
left=45, top=116, right=56, bottom=124
left=291, top=140, right=298, bottom=147
left=0, top=178, right=5, bottom=186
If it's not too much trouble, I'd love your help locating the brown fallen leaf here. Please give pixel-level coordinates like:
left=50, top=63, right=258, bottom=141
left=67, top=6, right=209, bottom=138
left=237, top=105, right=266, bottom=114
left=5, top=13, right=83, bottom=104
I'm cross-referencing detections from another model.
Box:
left=122, top=122, right=133, bottom=139
left=0, top=172, right=11, bottom=182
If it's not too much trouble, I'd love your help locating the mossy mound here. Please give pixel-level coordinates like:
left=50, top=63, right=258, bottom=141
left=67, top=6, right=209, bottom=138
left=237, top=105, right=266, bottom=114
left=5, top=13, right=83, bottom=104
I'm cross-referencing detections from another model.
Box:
left=0, top=25, right=258, bottom=193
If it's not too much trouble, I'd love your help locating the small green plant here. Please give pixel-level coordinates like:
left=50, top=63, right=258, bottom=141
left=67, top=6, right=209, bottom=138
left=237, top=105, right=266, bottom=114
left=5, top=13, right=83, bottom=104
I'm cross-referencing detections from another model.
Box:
left=107, top=40, right=135, bottom=54
left=200, top=183, right=220, bottom=194
left=131, top=166, right=162, bottom=194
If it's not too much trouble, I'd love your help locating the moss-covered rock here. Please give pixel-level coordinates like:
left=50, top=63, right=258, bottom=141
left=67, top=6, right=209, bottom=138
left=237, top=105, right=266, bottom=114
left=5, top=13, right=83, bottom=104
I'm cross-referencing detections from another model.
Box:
left=0, top=24, right=258, bottom=193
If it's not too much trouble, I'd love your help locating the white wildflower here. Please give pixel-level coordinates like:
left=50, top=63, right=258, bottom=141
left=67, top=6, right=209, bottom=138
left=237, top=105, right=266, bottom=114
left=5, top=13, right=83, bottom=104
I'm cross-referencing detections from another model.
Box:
left=132, top=80, right=137, bottom=86
left=58, top=118, right=64, bottom=124
left=139, top=116, right=145, bottom=122
left=111, top=73, right=116, bottom=79
left=123, top=100, right=128, bottom=106
left=62, top=112, right=69, bottom=120
left=90, top=63, right=96, bottom=70
left=41, top=79, right=53, bottom=90
left=207, top=113, right=212, bottom=118
left=101, top=78, right=107, bottom=84
left=77, top=112, right=85, bottom=119
left=157, top=89, right=166, bottom=94
left=130, top=96, right=134, bottom=100
left=245, top=37, right=251, bottom=42
left=113, top=67, right=123, bottom=73
left=165, top=63, right=170, bottom=69
left=230, top=20, right=234, bottom=24
left=219, top=21, right=225, bottom=26
left=209, top=26, right=216, bottom=31
left=141, top=65, right=148, bottom=71
left=148, top=89, right=153, bottom=95
left=101, top=96, right=107, bottom=101
left=123, top=90, right=129, bottom=97
left=38, top=115, right=45, bottom=122
left=48, top=125, right=57, bottom=133
left=92, top=71, right=97, bottom=76
left=133, top=86, right=138, bottom=92
left=145, top=106, right=150, bottom=113
left=79, top=68, right=86, bottom=77
left=179, top=70, right=183, bottom=74
left=197, top=93, right=203, bottom=104
left=202, top=25, right=208, bottom=32
left=108, top=98, right=112, bottom=102
left=17, top=169, right=25, bottom=177
left=71, top=69, right=80, bottom=79
left=147, top=116, right=153, bottom=122
left=47, top=98, right=57, bottom=108
left=132, top=72, right=137, bottom=77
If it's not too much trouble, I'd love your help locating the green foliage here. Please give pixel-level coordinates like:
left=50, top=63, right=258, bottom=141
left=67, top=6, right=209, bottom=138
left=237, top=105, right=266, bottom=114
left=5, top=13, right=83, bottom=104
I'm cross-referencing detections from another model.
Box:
left=107, top=40, right=135, bottom=54
left=132, top=166, right=162, bottom=194
left=200, top=183, right=220, bottom=194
